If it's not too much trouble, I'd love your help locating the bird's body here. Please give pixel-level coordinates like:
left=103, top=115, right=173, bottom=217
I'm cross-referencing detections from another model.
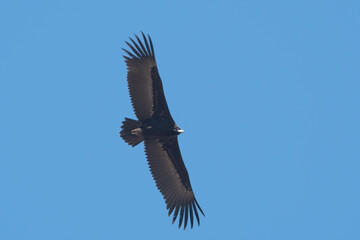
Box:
left=142, top=118, right=178, bottom=137
left=120, top=32, right=204, bottom=229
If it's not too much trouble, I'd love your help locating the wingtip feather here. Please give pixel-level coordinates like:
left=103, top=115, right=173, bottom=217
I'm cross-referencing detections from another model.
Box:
left=195, top=199, right=205, bottom=217
left=178, top=206, right=185, bottom=229
left=172, top=206, right=180, bottom=224
left=184, top=204, right=189, bottom=230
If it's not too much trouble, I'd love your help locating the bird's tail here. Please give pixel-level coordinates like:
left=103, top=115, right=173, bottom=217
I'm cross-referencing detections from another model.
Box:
left=120, top=118, right=143, bottom=147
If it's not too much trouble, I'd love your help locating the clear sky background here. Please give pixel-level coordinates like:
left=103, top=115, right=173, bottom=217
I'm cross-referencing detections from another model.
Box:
left=1, top=0, right=359, bottom=239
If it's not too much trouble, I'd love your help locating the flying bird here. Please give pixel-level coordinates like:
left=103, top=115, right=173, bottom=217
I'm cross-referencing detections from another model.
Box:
left=120, top=32, right=205, bottom=229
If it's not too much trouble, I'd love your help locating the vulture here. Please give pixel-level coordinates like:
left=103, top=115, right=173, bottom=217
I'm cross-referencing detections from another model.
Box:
left=120, top=32, right=205, bottom=229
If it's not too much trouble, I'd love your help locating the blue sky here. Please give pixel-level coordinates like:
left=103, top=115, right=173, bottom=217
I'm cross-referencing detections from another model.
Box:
left=1, top=0, right=359, bottom=239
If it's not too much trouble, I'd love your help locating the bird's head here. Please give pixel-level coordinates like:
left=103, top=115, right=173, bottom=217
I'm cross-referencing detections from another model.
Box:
left=173, top=126, right=184, bottom=135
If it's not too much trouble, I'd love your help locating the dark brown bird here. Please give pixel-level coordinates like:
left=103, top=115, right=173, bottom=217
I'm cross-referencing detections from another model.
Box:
left=120, top=32, right=204, bottom=229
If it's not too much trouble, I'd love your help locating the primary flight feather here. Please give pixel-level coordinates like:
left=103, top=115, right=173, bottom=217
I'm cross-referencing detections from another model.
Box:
left=120, top=32, right=204, bottom=229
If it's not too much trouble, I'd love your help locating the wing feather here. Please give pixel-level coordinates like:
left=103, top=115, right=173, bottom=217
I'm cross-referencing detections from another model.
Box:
left=123, top=33, right=171, bottom=120
left=178, top=206, right=185, bottom=228
left=148, top=34, right=155, bottom=58
left=144, top=138, right=204, bottom=229
left=134, top=34, right=149, bottom=57
left=141, top=32, right=153, bottom=58
left=129, top=37, right=146, bottom=57
left=172, top=206, right=180, bottom=224
left=189, top=202, right=194, bottom=228
left=192, top=201, right=200, bottom=225
left=184, top=204, right=189, bottom=229
left=125, top=41, right=142, bottom=58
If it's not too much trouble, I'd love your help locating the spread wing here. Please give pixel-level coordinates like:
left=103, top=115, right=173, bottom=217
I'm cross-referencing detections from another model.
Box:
left=144, top=138, right=205, bottom=229
left=123, top=33, right=172, bottom=121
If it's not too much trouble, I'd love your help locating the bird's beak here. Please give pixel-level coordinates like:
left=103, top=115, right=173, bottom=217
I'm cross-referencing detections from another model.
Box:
left=177, top=129, right=184, bottom=133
